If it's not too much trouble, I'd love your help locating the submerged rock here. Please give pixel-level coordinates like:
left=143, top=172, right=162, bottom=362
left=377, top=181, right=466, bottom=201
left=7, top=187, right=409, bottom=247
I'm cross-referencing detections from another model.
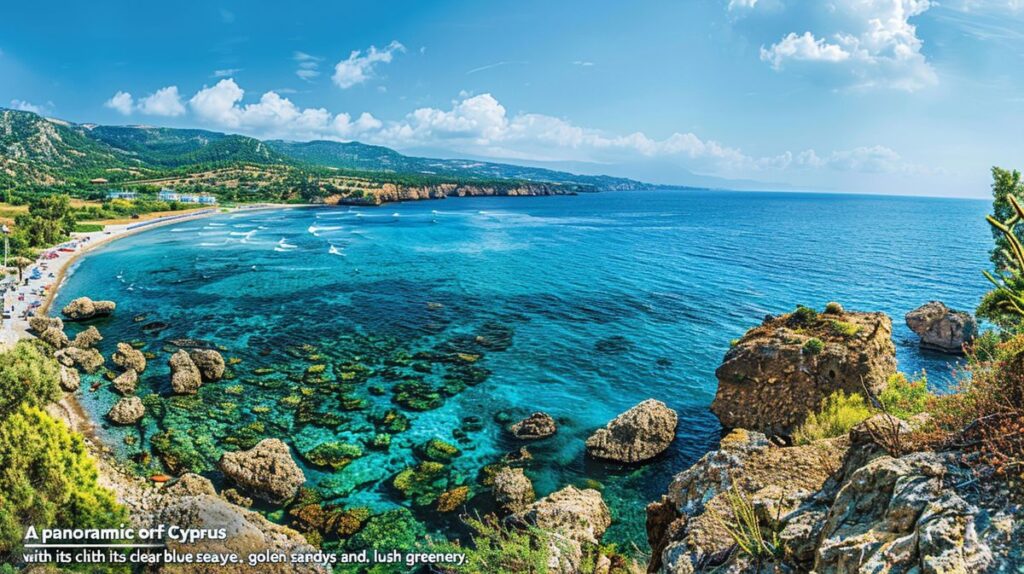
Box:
left=905, top=301, right=978, bottom=354
left=585, top=399, right=677, bottom=463
left=190, top=349, right=226, bottom=381
left=510, top=486, right=612, bottom=574
left=59, top=365, right=80, bottom=392
left=492, top=467, right=535, bottom=514
left=61, top=296, right=116, bottom=321
left=112, top=368, right=138, bottom=395
left=218, top=439, right=306, bottom=505
left=112, top=342, right=147, bottom=372
left=107, top=396, right=145, bottom=425
left=71, top=326, right=102, bottom=349
left=711, top=306, right=897, bottom=437
left=299, top=441, right=363, bottom=470
left=509, top=412, right=557, bottom=440
left=169, top=350, right=203, bottom=394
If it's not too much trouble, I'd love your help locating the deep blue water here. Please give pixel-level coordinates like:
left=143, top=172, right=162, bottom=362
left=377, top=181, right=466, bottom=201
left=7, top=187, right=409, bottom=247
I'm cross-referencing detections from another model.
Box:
left=54, top=189, right=993, bottom=550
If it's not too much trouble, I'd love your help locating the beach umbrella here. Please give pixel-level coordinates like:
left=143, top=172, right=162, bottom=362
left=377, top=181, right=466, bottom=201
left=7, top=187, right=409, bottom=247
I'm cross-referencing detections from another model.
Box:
left=9, top=256, right=33, bottom=282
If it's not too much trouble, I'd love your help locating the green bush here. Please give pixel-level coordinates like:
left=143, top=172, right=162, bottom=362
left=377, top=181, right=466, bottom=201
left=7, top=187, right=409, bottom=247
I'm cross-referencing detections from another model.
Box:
left=880, top=373, right=930, bottom=419
left=791, top=305, right=818, bottom=326
left=828, top=320, right=861, bottom=338
left=823, top=302, right=845, bottom=314
left=429, top=515, right=551, bottom=573
left=0, top=340, right=62, bottom=416
left=793, top=391, right=872, bottom=444
left=0, top=404, right=128, bottom=559
left=802, top=338, right=825, bottom=356
left=72, top=223, right=104, bottom=233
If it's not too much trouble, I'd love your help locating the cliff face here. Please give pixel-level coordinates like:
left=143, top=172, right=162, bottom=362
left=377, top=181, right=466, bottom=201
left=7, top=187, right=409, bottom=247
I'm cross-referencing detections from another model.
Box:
left=330, top=182, right=574, bottom=205
left=711, top=308, right=897, bottom=437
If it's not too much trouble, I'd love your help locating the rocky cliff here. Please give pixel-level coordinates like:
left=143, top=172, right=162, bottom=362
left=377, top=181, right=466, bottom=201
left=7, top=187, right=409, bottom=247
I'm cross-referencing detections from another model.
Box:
left=711, top=306, right=897, bottom=437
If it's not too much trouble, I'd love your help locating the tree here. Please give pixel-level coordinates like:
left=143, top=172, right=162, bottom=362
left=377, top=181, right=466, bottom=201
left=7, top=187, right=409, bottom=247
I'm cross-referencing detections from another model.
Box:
left=0, top=340, right=62, bottom=417
left=988, top=167, right=1024, bottom=270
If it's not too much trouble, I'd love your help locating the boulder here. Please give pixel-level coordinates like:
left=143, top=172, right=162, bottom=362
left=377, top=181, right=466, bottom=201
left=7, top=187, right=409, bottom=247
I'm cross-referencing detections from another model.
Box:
left=711, top=308, right=897, bottom=437
left=189, top=349, right=226, bottom=382
left=218, top=439, right=305, bottom=504
left=61, top=297, right=116, bottom=321
left=585, top=399, right=677, bottom=463
left=112, top=368, right=138, bottom=395
left=59, top=365, right=80, bottom=392
left=107, top=396, right=145, bottom=425
left=905, top=301, right=978, bottom=354
left=29, top=314, right=62, bottom=334
left=39, top=327, right=69, bottom=349
left=165, top=473, right=218, bottom=497
left=814, top=452, right=992, bottom=574
left=169, top=350, right=203, bottom=394
left=112, top=342, right=147, bottom=373
left=650, top=429, right=846, bottom=573
left=510, top=486, right=611, bottom=574
left=71, top=326, right=103, bottom=349
left=509, top=412, right=557, bottom=439
left=151, top=494, right=327, bottom=574
left=55, top=346, right=104, bottom=373
left=492, top=467, right=535, bottom=514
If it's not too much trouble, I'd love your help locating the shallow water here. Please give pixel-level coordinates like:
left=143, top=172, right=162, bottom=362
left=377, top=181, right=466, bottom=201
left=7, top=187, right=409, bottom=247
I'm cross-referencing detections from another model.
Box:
left=54, top=189, right=993, bottom=550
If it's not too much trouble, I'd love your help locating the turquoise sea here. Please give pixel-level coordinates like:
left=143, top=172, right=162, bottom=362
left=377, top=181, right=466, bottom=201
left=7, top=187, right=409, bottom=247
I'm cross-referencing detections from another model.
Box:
left=54, top=189, right=993, bottom=550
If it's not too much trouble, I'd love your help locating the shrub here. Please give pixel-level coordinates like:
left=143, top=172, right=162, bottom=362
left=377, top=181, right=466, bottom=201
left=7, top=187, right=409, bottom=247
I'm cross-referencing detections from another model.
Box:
left=710, top=478, right=779, bottom=562
left=823, top=301, right=844, bottom=314
left=0, top=340, right=62, bottom=416
left=793, top=391, right=872, bottom=444
left=0, top=404, right=128, bottom=560
left=429, top=515, right=551, bottom=573
left=880, top=373, right=930, bottom=419
left=790, top=305, right=818, bottom=327
left=802, top=338, right=825, bottom=356
left=72, top=223, right=104, bottom=233
left=828, top=320, right=861, bottom=338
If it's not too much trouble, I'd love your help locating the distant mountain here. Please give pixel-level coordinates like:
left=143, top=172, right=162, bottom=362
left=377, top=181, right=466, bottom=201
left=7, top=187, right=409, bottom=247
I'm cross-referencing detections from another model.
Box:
left=0, top=108, right=656, bottom=194
left=266, top=139, right=652, bottom=190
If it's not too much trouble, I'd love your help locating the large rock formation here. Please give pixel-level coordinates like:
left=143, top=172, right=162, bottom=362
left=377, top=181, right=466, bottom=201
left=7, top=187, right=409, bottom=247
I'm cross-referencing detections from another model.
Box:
left=492, top=467, right=535, bottom=514
left=510, top=486, right=612, bottom=574
left=586, top=399, right=678, bottom=463
left=107, top=396, right=145, bottom=425
left=61, top=296, right=116, bottom=321
left=711, top=307, right=897, bottom=437
left=509, top=412, right=557, bottom=440
left=71, top=326, right=102, bottom=349
left=59, top=365, right=80, bottom=392
left=30, top=315, right=68, bottom=348
left=54, top=346, right=104, bottom=373
left=646, top=421, right=1014, bottom=574
left=112, top=369, right=138, bottom=395
left=112, top=342, right=147, bottom=372
left=189, top=348, right=226, bottom=381
left=218, top=439, right=306, bottom=505
left=169, top=350, right=203, bottom=394
left=905, top=301, right=978, bottom=354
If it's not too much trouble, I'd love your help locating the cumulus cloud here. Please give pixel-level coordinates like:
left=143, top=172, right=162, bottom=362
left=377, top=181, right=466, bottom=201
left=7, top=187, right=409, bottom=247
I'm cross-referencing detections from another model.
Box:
left=748, top=0, right=937, bottom=91
left=332, top=41, right=404, bottom=89
left=107, top=79, right=917, bottom=179
left=105, top=91, right=134, bottom=115
left=137, top=86, right=186, bottom=116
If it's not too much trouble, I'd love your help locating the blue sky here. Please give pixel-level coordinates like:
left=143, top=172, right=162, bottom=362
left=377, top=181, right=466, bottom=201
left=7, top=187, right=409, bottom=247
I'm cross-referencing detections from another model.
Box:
left=2, top=0, right=1023, bottom=197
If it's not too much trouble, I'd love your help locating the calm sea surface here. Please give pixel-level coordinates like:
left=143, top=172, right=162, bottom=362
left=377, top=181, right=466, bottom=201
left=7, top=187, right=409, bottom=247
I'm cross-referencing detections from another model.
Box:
left=54, top=189, right=993, bottom=549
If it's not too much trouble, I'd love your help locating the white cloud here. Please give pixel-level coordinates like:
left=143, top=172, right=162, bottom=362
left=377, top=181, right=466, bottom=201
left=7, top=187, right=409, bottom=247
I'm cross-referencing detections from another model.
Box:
left=293, top=51, right=322, bottom=81
left=137, top=86, right=186, bottom=116
left=105, top=91, right=134, bottom=115
left=114, top=79, right=917, bottom=179
left=760, top=32, right=849, bottom=69
left=571, top=60, right=595, bottom=67
left=9, top=99, right=50, bottom=114
left=213, top=68, right=241, bottom=78
left=748, top=0, right=937, bottom=91
left=332, top=41, right=405, bottom=89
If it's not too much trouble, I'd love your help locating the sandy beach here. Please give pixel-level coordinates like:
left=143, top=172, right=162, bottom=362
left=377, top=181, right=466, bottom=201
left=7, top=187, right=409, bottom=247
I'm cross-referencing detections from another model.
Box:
left=0, top=203, right=297, bottom=350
